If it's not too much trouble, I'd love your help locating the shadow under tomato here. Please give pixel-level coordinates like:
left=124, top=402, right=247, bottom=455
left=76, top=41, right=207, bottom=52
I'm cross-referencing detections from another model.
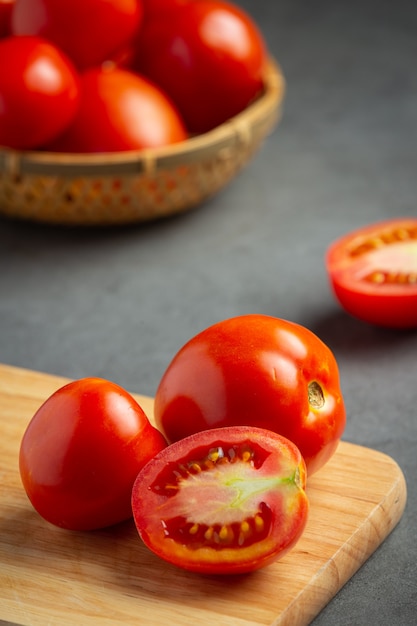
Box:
left=303, top=308, right=417, bottom=360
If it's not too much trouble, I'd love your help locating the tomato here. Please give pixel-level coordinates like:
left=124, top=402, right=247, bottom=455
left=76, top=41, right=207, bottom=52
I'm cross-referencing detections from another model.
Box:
left=140, top=0, right=192, bottom=22
left=19, top=378, right=167, bottom=531
left=0, top=0, right=14, bottom=38
left=154, top=315, right=346, bottom=476
left=132, top=0, right=267, bottom=134
left=47, top=65, right=188, bottom=153
left=131, top=426, right=308, bottom=574
left=0, top=35, right=80, bottom=150
left=11, top=0, right=143, bottom=70
left=326, top=218, right=417, bottom=329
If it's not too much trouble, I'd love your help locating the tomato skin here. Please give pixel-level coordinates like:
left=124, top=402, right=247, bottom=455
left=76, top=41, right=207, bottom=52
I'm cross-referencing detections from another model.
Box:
left=19, top=378, right=167, bottom=531
left=11, top=0, right=143, bottom=70
left=131, top=426, right=308, bottom=575
left=326, top=218, right=417, bottom=329
left=0, top=35, right=80, bottom=150
left=0, top=0, right=14, bottom=38
left=154, top=315, right=346, bottom=476
left=133, top=0, right=267, bottom=134
left=47, top=65, right=188, bottom=153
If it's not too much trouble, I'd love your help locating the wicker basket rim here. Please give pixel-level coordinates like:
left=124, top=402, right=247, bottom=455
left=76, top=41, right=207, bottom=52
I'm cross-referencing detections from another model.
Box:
left=0, top=58, right=285, bottom=177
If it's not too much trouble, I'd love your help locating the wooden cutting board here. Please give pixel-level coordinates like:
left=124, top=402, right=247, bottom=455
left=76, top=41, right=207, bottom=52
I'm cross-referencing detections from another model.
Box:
left=0, top=363, right=407, bottom=626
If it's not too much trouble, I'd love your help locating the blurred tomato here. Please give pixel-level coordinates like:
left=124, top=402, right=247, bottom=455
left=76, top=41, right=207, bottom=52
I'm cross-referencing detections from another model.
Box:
left=0, top=0, right=14, bottom=38
left=11, top=0, right=143, bottom=70
left=133, top=0, right=267, bottom=134
left=0, top=35, right=80, bottom=150
left=48, top=65, right=188, bottom=153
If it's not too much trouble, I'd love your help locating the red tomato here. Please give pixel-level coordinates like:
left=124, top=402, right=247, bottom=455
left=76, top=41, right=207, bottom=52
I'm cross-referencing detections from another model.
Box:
left=19, top=378, right=167, bottom=531
left=0, top=0, right=14, bottom=38
left=133, top=0, right=267, bottom=134
left=48, top=65, right=188, bottom=153
left=11, top=0, right=143, bottom=70
left=132, top=426, right=309, bottom=574
left=154, top=315, right=346, bottom=476
left=326, top=218, right=417, bottom=329
left=141, top=0, right=192, bottom=21
left=0, top=35, right=80, bottom=150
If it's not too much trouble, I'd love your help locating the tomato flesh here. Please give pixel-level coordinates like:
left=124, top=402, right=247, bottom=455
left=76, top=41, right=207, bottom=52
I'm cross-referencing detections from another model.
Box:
left=326, top=218, right=417, bottom=328
left=131, top=426, right=308, bottom=575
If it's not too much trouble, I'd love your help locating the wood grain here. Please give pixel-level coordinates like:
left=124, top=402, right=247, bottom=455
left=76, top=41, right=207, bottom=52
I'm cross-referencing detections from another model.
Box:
left=0, top=364, right=407, bottom=626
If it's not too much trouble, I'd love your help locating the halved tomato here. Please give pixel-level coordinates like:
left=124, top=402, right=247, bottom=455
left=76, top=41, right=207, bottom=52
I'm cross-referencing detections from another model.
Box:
left=326, top=218, right=417, bottom=329
left=131, top=426, right=309, bottom=575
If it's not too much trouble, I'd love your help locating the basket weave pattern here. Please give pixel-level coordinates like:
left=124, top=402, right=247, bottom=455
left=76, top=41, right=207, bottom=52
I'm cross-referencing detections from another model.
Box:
left=0, top=60, right=284, bottom=226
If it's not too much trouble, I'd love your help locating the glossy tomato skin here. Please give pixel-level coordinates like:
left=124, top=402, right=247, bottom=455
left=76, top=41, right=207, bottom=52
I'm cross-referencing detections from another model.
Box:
left=0, top=35, right=80, bottom=150
left=11, top=0, right=143, bottom=70
left=326, top=218, right=417, bottom=329
left=132, top=426, right=308, bottom=574
left=19, top=378, right=167, bottom=531
left=133, top=0, right=267, bottom=134
left=155, top=315, right=346, bottom=476
left=47, top=65, right=188, bottom=153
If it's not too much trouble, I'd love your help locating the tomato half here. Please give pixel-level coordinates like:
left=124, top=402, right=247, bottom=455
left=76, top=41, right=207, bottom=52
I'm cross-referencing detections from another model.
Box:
left=19, top=378, right=167, bottom=531
left=131, top=426, right=308, bottom=574
left=11, top=0, right=143, bottom=70
left=326, top=218, right=417, bottom=329
left=154, top=314, right=346, bottom=476
left=47, top=65, right=188, bottom=153
left=132, top=0, right=267, bottom=134
left=0, top=35, right=80, bottom=150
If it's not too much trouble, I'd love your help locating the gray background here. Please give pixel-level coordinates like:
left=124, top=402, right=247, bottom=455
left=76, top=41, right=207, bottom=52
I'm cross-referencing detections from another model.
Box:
left=1, top=0, right=416, bottom=624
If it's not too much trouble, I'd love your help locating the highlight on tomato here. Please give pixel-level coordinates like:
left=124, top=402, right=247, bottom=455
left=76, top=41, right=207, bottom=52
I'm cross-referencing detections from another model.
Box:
left=154, top=314, right=346, bottom=476
left=47, top=65, right=188, bottom=153
left=131, top=426, right=309, bottom=575
left=326, top=218, right=417, bottom=329
left=19, top=377, right=167, bottom=531
left=0, top=35, right=80, bottom=150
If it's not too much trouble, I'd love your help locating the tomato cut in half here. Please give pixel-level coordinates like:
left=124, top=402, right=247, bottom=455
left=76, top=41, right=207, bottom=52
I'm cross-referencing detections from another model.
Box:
left=131, top=426, right=309, bottom=575
left=326, top=218, right=417, bottom=329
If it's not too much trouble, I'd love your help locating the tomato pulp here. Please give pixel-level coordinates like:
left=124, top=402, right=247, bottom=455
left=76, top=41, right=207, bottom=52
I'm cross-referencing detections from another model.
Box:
left=131, top=426, right=309, bottom=574
left=326, top=218, right=417, bottom=329
left=19, top=377, right=167, bottom=530
left=154, top=314, right=346, bottom=475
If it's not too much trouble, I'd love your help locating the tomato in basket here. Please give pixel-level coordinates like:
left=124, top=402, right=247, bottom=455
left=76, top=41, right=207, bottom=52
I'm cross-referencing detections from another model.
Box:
left=0, top=35, right=80, bottom=150
left=11, top=0, right=143, bottom=70
left=154, top=314, right=346, bottom=476
left=326, top=218, right=417, bottom=329
left=132, top=0, right=268, bottom=134
left=131, top=426, right=309, bottom=574
left=47, top=65, right=188, bottom=153
left=19, top=377, right=167, bottom=531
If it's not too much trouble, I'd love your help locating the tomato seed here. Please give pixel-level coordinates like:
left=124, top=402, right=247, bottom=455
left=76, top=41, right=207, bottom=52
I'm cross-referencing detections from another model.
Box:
left=348, top=225, right=417, bottom=258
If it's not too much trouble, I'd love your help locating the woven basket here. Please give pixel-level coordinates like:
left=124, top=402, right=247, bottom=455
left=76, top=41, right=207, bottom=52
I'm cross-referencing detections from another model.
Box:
left=0, top=59, right=285, bottom=226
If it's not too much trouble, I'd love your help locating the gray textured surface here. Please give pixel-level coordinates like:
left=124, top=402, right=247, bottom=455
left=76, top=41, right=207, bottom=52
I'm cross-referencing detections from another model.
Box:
left=1, top=1, right=416, bottom=624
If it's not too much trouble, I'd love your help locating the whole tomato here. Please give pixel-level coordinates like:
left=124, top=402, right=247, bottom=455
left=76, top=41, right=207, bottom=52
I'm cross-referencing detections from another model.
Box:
left=0, top=0, right=14, bottom=38
left=154, top=315, right=346, bottom=475
left=133, top=0, right=267, bottom=134
left=132, top=426, right=309, bottom=574
left=19, top=377, right=167, bottom=530
left=0, top=35, right=80, bottom=150
left=11, top=0, right=143, bottom=70
left=48, top=65, right=188, bottom=153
